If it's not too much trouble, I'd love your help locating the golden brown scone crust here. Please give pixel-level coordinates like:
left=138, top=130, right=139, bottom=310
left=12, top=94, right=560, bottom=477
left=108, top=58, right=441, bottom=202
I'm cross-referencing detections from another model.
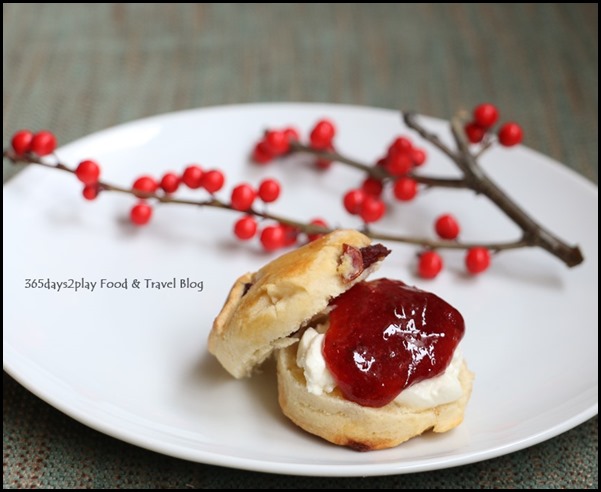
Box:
left=276, top=343, right=474, bottom=450
left=209, top=230, right=375, bottom=378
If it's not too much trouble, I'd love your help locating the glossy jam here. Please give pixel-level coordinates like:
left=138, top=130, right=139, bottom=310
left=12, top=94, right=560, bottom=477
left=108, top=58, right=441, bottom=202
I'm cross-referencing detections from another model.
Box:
left=323, top=279, right=464, bottom=408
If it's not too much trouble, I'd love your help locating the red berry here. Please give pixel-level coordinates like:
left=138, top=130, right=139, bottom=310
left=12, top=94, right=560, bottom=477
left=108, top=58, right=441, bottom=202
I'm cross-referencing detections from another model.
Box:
left=389, top=137, right=413, bottom=154
left=201, top=169, right=225, bottom=193
left=498, top=122, right=523, bottom=147
left=160, top=172, right=180, bottom=194
left=315, top=157, right=333, bottom=170
left=30, top=131, right=57, bottom=156
left=418, top=251, right=443, bottom=279
left=11, top=130, right=33, bottom=155
left=264, top=130, right=290, bottom=155
left=465, top=247, right=491, bottom=274
left=307, top=218, right=328, bottom=242
left=473, top=103, right=499, bottom=128
left=130, top=201, right=153, bottom=226
left=362, top=177, right=384, bottom=196
left=464, top=122, right=486, bottom=144
left=386, top=150, right=413, bottom=176
left=280, top=223, right=299, bottom=246
left=375, top=157, right=387, bottom=167
left=435, top=214, right=460, bottom=240
left=252, top=141, right=274, bottom=164
left=393, top=177, right=418, bottom=201
left=260, top=225, right=286, bottom=252
left=75, top=160, right=101, bottom=185
left=359, top=195, right=386, bottom=223
left=82, top=184, right=100, bottom=201
left=310, top=119, right=335, bottom=149
left=233, top=215, right=258, bottom=240
left=231, top=183, right=256, bottom=211
left=284, top=127, right=300, bottom=142
left=182, top=165, right=204, bottom=189
left=343, top=188, right=366, bottom=215
left=411, top=148, right=427, bottom=166
left=258, top=178, right=281, bottom=203
left=132, top=175, right=159, bottom=196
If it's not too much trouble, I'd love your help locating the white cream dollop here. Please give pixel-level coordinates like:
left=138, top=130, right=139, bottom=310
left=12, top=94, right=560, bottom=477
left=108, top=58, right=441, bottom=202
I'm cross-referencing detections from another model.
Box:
left=296, top=326, right=336, bottom=395
left=393, top=348, right=463, bottom=408
left=296, top=324, right=463, bottom=409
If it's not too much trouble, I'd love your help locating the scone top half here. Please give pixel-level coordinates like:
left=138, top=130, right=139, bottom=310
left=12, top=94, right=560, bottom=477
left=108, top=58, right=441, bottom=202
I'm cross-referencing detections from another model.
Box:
left=209, top=230, right=390, bottom=378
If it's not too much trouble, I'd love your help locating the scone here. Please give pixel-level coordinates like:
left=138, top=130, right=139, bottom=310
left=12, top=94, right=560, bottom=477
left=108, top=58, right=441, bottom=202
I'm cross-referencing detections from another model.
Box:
left=209, top=230, right=473, bottom=450
left=209, top=229, right=389, bottom=378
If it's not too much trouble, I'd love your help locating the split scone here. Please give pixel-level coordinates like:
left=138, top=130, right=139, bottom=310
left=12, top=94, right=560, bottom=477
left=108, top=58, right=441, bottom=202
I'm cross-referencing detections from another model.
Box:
left=209, top=230, right=473, bottom=450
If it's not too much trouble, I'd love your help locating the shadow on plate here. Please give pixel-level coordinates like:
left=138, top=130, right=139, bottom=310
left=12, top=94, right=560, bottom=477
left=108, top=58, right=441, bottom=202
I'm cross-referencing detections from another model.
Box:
left=178, top=350, right=286, bottom=425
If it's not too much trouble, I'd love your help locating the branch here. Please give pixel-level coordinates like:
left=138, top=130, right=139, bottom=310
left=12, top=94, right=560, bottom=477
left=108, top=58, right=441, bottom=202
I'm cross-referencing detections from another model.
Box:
left=2, top=150, right=527, bottom=252
left=3, top=108, right=585, bottom=269
left=403, top=111, right=458, bottom=162
left=448, top=117, right=583, bottom=266
left=294, top=112, right=583, bottom=267
left=289, top=141, right=468, bottom=189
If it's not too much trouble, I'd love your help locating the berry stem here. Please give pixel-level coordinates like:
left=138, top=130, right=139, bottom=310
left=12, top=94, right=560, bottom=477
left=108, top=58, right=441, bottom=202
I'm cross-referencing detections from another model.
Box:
left=403, top=112, right=583, bottom=267
left=292, top=115, right=583, bottom=267
left=2, top=149, right=330, bottom=235
left=448, top=117, right=582, bottom=266
left=473, top=138, right=494, bottom=159
left=1, top=149, right=534, bottom=252
left=289, top=141, right=468, bottom=189
left=402, top=111, right=458, bottom=161
left=365, top=231, right=530, bottom=251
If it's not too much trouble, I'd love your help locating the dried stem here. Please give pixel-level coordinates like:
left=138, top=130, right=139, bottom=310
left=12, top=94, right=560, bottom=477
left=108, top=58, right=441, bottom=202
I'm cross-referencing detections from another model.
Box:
left=2, top=149, right=531, bottom=253
left=290, top=141, right=468, bottom=189
left=474, top=138, right=494, bottom=159
left=404, top=112, right=583, bottom=267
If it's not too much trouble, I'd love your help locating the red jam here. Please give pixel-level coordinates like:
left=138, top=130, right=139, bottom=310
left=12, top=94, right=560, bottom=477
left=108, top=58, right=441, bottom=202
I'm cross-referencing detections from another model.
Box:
left=323, top=279, right=464, bottom=408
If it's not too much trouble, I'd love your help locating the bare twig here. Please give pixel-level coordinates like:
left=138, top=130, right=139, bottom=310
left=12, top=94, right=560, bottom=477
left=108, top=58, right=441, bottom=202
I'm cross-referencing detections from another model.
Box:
left=2, top=149, right=534, bottom=253
left=290, top=142, right=468, bottom=188
left=292, top=112, right=584, bottom=267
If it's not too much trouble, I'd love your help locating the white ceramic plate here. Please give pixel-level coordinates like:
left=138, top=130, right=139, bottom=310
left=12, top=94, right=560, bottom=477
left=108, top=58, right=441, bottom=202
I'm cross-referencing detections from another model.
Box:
left=3, top=104, right=598, bottom=477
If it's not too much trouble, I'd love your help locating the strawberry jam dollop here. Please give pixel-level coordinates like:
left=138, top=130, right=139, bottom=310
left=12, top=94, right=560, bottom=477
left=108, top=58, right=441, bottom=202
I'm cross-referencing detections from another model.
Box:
left=323, top=279, right=464, bottom=408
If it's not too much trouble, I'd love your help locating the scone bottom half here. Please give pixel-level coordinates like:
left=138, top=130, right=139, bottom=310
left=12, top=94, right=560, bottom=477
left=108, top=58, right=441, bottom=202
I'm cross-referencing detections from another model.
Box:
left=208, top=230, right=390, bottom=378
left=277, top=343, right=473, bottom=451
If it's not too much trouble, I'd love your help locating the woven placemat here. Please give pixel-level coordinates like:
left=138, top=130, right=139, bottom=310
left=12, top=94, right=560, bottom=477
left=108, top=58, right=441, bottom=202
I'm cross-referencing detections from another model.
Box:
left=3, top=4, right=598, bottom=488
left=3, top=373, right=597, bottom=488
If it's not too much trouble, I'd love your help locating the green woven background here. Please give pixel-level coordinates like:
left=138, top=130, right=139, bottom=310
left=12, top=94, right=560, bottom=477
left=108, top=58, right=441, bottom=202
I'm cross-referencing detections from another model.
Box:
left=3, top=3, right=598, bottom=488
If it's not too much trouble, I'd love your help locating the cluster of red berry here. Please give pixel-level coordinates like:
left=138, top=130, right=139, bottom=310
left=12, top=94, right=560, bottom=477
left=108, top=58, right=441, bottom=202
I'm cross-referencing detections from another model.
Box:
left=244, top=120, right=342, bottom=250
left=252, top=119, right=337, bottom=169
left=252, top=126, right=300, bottom=164
left=231, top=179, right=327, bottom=251
left=341, top=135, right=427, bottom=223
left=78, top=164, right=202, bottom=224
left=11, top=130, right=57, bottom=157
left=417, top=214, right=491, bottom=278
left=250, top=112, right=499, bottom=278
left=9, top=127, right=328, bottom=252
left=464, top=103, right=523, bottom=146
left=251, top=120, right=428, bottom=223
left=235, top=215, right=328, bottom=251
left=75, top=161, right=229, bottom=225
